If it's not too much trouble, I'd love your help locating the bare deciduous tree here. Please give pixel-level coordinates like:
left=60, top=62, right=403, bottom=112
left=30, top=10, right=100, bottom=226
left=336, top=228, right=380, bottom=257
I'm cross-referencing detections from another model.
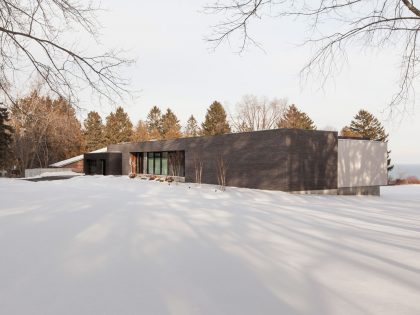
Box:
left=169, top=151, right=184, bottom=181
left=10, top=89, right=83, bottom=175
left=0, top=0, right=132, bottom=106
left=193, top=153, right=203, bottom=185
left=129, top=154, right=136, bottom=176
left=206, top=1, right=420, bottom=111
left=132, top=120, right=150, bottom=142
left=232, top=95, right=287, bottom=132
left=215, top=153, right=227, bottom=191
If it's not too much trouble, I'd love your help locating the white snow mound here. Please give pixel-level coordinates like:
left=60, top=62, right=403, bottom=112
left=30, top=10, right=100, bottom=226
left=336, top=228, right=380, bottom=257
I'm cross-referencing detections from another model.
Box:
left=0, top=177, right=419, bottom=315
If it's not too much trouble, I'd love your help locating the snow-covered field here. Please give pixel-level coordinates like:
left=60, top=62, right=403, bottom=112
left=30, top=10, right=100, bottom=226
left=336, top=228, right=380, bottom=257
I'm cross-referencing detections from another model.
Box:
left=1, top=177, right=419, bottom=315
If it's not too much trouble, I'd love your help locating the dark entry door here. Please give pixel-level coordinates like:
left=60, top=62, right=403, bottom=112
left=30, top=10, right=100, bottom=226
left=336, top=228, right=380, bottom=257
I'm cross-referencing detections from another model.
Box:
left=136, top=153, right=143, bottom=174
left=87, top=159, right=96, bottom=175
left=100, top=159, right=106, bottom=175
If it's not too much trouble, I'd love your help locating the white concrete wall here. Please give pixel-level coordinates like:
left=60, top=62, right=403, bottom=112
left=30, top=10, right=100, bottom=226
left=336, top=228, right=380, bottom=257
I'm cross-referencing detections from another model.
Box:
left=338, top=139, right=387, bottom=188
left=25, top=168, right=73, bottom=178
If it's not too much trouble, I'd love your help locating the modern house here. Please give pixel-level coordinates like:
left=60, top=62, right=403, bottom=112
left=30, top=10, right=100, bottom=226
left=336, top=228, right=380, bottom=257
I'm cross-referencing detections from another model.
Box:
left=83, top=129, right=388, bottom=195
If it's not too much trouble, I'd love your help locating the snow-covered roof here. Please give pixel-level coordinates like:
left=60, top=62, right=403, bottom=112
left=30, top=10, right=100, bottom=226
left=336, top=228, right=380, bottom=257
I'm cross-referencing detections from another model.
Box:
left=50, top=147, right=107, bottom=167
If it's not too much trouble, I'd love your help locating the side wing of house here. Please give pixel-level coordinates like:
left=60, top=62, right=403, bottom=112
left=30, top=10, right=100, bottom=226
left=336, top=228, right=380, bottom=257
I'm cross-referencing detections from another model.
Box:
left=338, top=139, right=387, bottom=195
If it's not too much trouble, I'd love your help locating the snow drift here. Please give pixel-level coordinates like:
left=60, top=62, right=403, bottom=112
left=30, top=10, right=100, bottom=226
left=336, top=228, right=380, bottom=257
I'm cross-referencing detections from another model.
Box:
left=0, top=177, right=419, bottom=315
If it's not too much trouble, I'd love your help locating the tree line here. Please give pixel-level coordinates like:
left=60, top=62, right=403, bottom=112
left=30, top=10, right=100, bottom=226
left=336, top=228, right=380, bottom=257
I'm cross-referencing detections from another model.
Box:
left=0, top=91, right=393, bottom=175
left=83, top=101, right=231, bottom=152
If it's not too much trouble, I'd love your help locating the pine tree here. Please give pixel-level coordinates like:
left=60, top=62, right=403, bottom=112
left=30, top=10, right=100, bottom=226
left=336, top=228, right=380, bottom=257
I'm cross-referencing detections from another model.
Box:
left=348, top=109, right=393, bottom=172
left=349, top=110, right=386, bottom=140
left=83, top=111, right=105, bottom=151
left=161, top=108, right=181, bottom=139
left=184, top=115, right=200, bottom=137
left=104, top=106, right=133, bottom=144
left=340, top=126, right=362, bottom=138
left=132, top=120, right=149, bottom=142
left=146, top=106, right=162, bottom=139
left=0, top=106, right=14, bottom=168
left=201, top=101, right=231, bottom=136
left=277, top=104, right=316, bottom=130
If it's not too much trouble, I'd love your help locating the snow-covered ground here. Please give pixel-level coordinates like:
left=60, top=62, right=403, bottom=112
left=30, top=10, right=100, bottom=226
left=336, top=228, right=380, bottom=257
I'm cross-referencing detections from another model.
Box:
left=0, top=177, right=419, bottom=315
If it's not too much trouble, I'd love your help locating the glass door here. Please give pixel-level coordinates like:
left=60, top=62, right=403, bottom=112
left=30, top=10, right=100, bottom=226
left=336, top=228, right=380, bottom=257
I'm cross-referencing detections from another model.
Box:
left=136, top=153, right=143, bottom=174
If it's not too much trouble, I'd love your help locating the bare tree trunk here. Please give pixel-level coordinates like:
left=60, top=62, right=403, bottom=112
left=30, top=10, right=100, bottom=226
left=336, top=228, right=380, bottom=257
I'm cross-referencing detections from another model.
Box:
left=129, top=154, right=136, bottom=177
left=169, top=151, right=183, bottom=184
left=215, top=154, right=228, bottom=191
left=193, top=153, right=203, bottom=185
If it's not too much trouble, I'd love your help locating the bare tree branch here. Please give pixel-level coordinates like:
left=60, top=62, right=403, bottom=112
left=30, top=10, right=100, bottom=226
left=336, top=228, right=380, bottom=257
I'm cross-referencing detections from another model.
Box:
left=402, top=0, right=420, bottom=17
left=206, top=0, right=420, bottom=112
left=231, top=94, right=287, bottom=132
left=0, top=0, right=133, bottom=108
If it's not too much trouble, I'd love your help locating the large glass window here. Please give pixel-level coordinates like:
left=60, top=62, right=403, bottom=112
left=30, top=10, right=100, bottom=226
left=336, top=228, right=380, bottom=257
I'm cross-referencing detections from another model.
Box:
left=147, top=152, right=154, bottom=174
left=145, top=151, right=183, bottom=176
left=143, top=154, right=147, bottom=174
left=161, top=152, right=168, bottom=175
left=154, top=152, right=162, bottom=175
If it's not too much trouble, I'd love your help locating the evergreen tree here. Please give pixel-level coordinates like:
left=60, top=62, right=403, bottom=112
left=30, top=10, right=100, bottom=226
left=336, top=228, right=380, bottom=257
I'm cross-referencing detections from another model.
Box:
left=348, top=109, right=393, bottom=172
left=277, top=104, right=316, bottom=130
left=184, top=115, right=201, bottom=137
left=340, top=126, right=362, bottom=138
left=146, top=106, right=162, bottom=139
left=104, top=106, right=133, bottom=144
left=132, top=120, right=149, bottom=142
left=83, top=111, right=105, bottom=151
left=161, top=108, right=181, bottom=139
left=349, top=110, right=387, bottom=140
left=201, top=101, right=231, bottom=136
left=0, top=106, right=14, bottom=168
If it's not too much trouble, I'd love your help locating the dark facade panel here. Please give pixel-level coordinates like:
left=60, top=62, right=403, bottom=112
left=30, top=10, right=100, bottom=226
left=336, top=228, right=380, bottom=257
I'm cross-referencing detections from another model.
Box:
left=83, top=152, right=122, bottom=175
left=108, top=129, right=338, bottom=191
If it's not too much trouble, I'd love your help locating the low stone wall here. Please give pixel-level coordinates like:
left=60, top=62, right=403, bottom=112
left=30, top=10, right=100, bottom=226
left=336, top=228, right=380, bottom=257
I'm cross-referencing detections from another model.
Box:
left=24, top=168, right=74, bottom=178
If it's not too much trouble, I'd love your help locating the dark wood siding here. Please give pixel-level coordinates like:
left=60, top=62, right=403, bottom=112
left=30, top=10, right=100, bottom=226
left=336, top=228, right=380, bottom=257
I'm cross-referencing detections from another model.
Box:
left=83, top=152, right=122, bottom=175
left=108, top=129, right=338, bottom=191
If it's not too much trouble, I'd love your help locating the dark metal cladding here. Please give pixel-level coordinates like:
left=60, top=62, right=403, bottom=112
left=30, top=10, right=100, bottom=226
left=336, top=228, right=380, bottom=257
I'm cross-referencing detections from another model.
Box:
left=83, top=152, right=122, bottom=175
left=106, top=129, right=338, bottom=191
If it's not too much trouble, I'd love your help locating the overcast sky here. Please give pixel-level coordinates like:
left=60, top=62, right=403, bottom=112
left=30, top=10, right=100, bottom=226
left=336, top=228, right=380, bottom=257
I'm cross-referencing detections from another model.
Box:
left=86, top=0, right=420, bottom=164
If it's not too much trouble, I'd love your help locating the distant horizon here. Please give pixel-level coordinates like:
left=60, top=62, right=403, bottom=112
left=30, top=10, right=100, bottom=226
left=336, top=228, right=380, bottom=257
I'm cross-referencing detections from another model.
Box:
left=390, top=163, right=420, bottom=178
